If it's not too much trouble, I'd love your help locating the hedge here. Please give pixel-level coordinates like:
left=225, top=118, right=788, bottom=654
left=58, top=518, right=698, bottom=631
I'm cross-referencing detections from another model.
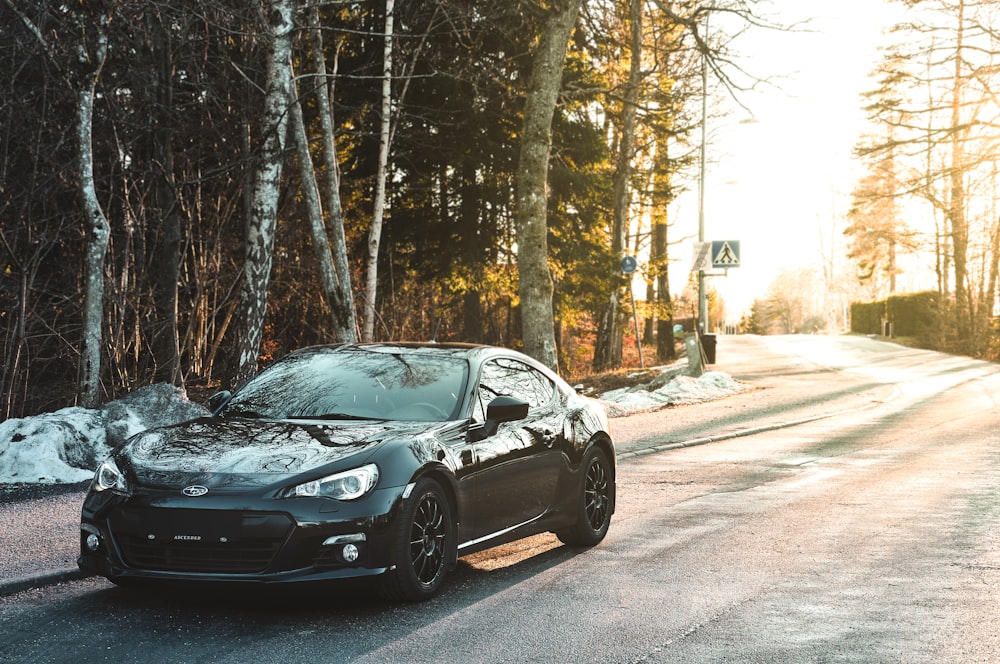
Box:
left=850, top=291, right=940, bottom=345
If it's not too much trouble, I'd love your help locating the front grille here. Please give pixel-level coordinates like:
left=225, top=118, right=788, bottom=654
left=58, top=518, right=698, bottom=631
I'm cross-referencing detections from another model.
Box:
left=110, top=508, right=294, bottom=574
left=116, top=533, right=283, bottom=573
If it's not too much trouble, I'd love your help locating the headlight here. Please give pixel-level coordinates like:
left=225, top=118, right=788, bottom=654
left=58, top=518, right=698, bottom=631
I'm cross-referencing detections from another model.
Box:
left=93, top=458, right=130, bottom=495
left=285, top=463, right=379, bottom=501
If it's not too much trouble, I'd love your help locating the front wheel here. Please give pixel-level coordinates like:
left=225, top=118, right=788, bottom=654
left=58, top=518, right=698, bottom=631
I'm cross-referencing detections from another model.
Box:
left=377, top=477, right=454, bottom=602
left=557, top=446, right=613, bottom=546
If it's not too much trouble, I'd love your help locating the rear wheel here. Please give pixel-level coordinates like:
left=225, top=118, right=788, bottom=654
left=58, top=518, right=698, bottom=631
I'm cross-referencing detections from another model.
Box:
left=557, top=446, right=613, bottom=546
left=377, top=477, right=454, bottom=602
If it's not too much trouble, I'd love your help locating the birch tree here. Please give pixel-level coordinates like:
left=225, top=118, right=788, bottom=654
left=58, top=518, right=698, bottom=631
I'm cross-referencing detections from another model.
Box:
left=362, top=0, right=395, bottom=342
left=307, top=4, right=357, bottom=339
left=230, top=0, right=295, bottom=386
left=290, top=59, right=356, bottom=342
left=74, top=6, right=112, bottom=407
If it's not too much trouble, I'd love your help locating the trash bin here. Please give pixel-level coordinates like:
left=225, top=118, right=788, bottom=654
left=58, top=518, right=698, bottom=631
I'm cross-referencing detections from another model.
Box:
left=701, top=333, right=717, bottom=365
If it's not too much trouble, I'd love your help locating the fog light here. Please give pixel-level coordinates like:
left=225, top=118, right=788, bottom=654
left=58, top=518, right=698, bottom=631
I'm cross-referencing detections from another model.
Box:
left=86, top=533, right=101, bottom=552
left=341, top=543, right=359, bottom=563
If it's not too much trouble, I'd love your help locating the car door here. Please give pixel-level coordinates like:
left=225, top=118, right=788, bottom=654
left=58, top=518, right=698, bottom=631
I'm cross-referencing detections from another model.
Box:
left=465, top=357, right=565, bottom=541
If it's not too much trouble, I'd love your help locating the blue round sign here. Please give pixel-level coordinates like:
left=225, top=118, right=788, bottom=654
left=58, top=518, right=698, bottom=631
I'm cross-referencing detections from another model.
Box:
left=620, top=256, right=638, bottom=274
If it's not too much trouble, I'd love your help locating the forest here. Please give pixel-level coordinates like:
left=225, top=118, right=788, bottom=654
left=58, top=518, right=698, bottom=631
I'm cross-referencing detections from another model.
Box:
left=5, top=0, right=771, bottom=419
left=5, top=0, right=996, bottom=421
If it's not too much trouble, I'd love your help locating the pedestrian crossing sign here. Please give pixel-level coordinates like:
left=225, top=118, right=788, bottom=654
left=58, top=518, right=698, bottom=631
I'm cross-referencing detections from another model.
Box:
left=711, top=240, right=740, bottom=268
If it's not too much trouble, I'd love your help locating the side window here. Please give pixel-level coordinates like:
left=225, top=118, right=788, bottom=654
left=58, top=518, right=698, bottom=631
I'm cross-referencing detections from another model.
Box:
left=474, top=358, right=555, bottom=421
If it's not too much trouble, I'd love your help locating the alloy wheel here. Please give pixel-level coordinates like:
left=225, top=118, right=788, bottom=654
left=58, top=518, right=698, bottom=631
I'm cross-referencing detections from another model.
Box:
left=584, top=456, right=609, bottom=531
left=409, top=493, right=446, bottom=585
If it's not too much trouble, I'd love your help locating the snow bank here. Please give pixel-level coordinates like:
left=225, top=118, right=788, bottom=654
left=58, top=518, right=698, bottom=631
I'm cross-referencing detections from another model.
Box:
left=0, top=385, right=209, bottom=485
left=0, top=407, right=106, bottom=484
left=600, top=371, right=749, bottom=418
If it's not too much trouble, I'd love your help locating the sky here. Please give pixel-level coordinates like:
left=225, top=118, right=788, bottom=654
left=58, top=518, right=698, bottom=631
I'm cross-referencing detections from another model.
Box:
left=667, top=0, right=907, bottom=321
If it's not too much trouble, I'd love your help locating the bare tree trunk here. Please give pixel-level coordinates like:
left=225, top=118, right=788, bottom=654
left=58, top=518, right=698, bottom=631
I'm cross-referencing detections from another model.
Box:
left=149, top=8, right=182, bottom=386
left=646, top=129, right=675, bottom=360
left=289, top=71, right=356, bottom=341
left=986, top=210, right=1000, bottom=350
left=594, top=0, right=642, bottom=372
left=460, top=155, right=484, bottom=343
left=949, top=0, right=971, bottom=346
left=229, top=0, right=295, bottom=386
left=515, top=0, right=584, bottom=370
left=307, top=6, right=357, bottom=340
left=652, top=206, right=676, bottom=361
left=362, top=0, right=395, bottom=342
left=76, top=14, right=110, bottom=407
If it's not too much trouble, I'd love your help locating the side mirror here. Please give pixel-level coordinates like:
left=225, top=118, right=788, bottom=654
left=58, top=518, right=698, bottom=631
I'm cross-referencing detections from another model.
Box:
left=479, top=395, right=528, bottom=439
left=208, top=390, right=233, bottom=415
left=468, top=396, right=529, bottom=442
left=486, top=395, right=529, bottom=424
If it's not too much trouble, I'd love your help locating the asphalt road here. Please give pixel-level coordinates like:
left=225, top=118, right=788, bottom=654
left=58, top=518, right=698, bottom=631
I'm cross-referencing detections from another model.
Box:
left=2, top=334, right=999, bottom=663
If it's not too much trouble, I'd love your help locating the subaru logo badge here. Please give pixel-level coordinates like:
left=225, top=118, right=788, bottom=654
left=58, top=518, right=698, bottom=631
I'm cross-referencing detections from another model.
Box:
left=182, top=485, right=209, bottom=497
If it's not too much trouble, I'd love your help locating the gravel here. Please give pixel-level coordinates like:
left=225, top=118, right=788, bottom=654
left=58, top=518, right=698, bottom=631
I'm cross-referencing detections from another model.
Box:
left=0, top=482, right=89, bottom=580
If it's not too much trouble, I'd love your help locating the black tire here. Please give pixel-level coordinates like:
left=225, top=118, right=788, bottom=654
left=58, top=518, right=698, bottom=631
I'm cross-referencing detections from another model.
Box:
left=376, top=477, right=454, bottom=602
left=557, top=446, right=613, bottom=546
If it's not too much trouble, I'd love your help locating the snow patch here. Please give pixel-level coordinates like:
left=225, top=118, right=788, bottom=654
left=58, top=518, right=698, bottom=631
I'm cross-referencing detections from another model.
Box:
left=101, top=384, right=207, bottom=447
left=0, top=385, right=209, bottom=485
left=0, top=408, right=106, bottom=484
left=600, top=371, right=750, bottom=417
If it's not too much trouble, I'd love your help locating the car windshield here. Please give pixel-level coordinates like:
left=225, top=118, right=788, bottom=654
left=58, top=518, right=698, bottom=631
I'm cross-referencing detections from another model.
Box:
left=222, top=347, right=469, bottom=422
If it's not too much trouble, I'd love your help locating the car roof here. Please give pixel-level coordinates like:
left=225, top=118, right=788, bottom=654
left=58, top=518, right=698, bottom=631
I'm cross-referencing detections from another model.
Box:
left=273, top=342, right=569, bottom=391
left=287, top=342, right=554, bottom=372
left=287, top=342, right=515, bottom=360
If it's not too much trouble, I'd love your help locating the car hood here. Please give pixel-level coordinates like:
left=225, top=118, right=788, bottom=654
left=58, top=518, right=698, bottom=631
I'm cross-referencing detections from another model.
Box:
left=118, top=417, right=442, bottom=490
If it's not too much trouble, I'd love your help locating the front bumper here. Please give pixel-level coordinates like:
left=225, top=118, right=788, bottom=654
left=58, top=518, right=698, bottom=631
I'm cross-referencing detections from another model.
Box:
left=78, top=485, right=408, bottom=585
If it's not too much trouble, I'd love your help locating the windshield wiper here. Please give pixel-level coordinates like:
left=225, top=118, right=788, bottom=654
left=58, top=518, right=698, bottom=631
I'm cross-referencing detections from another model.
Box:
left=287, top=413, right=388, bottom=421
left=224, top=409, right=265, bottom=419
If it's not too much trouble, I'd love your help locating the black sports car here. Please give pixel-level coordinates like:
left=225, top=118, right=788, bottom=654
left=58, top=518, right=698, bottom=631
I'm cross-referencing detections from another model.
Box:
left=78, top=343, right=616, bottom=601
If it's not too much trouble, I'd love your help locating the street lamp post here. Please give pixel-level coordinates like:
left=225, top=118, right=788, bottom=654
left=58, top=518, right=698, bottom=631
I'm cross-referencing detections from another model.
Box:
left=697, top=12, right=709, bottom=335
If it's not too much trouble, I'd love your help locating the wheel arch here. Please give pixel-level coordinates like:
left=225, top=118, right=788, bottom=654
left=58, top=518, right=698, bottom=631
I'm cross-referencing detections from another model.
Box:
left=589, top=433, right=615, bottom=466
